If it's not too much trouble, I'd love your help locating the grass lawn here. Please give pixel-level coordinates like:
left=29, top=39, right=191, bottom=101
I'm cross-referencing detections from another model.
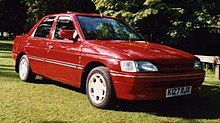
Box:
left=0, top=40, right=220, bottom=123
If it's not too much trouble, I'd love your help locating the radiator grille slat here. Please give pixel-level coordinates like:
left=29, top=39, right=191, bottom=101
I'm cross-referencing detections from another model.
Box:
left=158, top=64, right=194, bottom=72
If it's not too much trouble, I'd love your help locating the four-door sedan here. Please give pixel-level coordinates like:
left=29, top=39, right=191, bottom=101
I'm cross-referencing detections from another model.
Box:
left=12, top=12, right=205, bottom=109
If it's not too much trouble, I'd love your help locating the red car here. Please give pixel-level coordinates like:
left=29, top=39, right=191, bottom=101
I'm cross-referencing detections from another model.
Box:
left=12, top=12, right=205, bottom=109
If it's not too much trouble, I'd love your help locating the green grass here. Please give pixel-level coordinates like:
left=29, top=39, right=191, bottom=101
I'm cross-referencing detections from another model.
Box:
left=0, top=40, right=220, bottom=123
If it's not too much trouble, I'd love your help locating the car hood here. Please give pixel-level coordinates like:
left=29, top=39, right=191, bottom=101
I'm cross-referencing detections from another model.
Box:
left=83, top=40, right=198, bottom=64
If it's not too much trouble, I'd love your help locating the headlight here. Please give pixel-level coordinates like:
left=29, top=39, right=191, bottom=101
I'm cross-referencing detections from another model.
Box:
left=120, top=61, right=158, bottom=72
left=194, top=61, right=202, bottom=70
left=120, top=61, right=136, bottom=72
left=135, top=61, right=158, bottom=72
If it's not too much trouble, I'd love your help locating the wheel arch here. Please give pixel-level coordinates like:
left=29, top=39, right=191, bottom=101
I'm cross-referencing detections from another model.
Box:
left=15, top=52, right=26, bottom=73
left=80, top=61, right=107, bottom=93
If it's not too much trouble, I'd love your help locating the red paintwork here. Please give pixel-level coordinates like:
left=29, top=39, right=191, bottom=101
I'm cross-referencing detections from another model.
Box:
left=12, top=12, right=205, bottom=100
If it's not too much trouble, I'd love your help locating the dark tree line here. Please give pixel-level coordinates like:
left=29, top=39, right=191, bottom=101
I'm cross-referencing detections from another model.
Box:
left=0, top=0, right=96, bottom=37
left=0, top=0, right=26, bottom=38
left=21, top=0, right=97, bottom=32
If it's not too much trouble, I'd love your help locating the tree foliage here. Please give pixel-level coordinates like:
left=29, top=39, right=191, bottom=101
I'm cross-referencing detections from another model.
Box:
left=21, top=0, right=50, bottom=27
left=93, top=0, right=220, bottom=44
left=21, top=0, right=96, bottom=31
left=0, top=0, right=26, bottom=35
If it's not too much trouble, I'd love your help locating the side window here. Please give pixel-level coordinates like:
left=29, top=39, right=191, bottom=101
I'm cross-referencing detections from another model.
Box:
left=34, top=17, right=55, bottom=38
left=54, top=16, right=75, bottom=40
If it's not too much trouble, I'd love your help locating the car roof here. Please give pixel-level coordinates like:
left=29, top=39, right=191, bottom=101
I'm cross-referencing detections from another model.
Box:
left=45, top=12, right=115, bottom=19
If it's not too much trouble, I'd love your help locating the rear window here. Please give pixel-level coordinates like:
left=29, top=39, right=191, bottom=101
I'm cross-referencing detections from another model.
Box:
left=34, top=17, right=55, bottom=38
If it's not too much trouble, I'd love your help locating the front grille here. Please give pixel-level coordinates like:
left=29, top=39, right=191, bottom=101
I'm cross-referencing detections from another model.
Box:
left=157, top=64, right=194, bottom=73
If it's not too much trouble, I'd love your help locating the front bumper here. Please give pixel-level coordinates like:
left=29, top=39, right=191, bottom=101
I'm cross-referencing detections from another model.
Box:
left=110, top=70, right=205, bottom=100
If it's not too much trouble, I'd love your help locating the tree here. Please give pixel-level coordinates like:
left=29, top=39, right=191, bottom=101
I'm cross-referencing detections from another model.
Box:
left=21, top=0, right=50, bottom=31
left=92, top=0, right=220, bottom=45
left=21, top=0, right=97, bottom=32
left=0, top=0, right=26, bottom=37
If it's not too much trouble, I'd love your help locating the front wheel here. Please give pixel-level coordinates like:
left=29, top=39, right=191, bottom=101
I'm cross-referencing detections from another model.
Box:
left=19, top=55, right=36, bottom=82
left=86, top=66, right=116, bottom=109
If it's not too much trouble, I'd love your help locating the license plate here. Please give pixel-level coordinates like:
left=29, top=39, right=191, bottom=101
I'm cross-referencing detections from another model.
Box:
left=166, top=86, right=192, bottom=98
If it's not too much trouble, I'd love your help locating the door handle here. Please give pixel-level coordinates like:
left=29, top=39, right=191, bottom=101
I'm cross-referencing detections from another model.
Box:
left=27, top=42, right=30, bottom=46
left=48, top=45, right=53, bottom=49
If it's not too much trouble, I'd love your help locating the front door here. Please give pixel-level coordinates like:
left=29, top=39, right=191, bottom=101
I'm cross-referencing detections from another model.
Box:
left=45, top=16, right=82, bottom=86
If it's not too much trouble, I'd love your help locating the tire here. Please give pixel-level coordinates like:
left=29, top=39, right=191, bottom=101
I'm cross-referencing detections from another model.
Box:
left=86, top=66, right=116, bottom=109
left=19, top=55, right=36, bottom=82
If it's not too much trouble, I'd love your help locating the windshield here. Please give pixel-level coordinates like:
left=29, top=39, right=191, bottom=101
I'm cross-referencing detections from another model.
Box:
left=77, top=16, right=144, bottom=40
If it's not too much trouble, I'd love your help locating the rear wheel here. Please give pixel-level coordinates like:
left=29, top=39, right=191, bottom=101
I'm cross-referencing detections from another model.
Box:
left=19, top=55, right=36, bottom=82
left=86, top=66, right=116, bottom=109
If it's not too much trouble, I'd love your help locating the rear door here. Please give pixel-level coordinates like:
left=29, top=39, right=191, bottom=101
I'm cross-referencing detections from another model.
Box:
left=25, top=17, right=55, bottom=75
left=45, top=16, right=82, bottom=86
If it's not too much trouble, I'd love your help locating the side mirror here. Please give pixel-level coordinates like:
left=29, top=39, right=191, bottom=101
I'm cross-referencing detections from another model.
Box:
left=60, top=29, right=77, bottom=40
